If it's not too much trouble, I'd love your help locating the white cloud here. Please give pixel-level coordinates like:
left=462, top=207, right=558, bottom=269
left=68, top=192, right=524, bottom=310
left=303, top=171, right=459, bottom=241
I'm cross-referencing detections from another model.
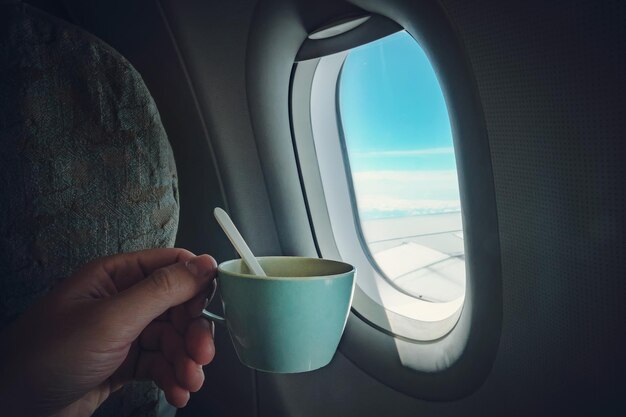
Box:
left=356, top=195, right=461, bottom=212
left=351, top=170, right=461, bottom=216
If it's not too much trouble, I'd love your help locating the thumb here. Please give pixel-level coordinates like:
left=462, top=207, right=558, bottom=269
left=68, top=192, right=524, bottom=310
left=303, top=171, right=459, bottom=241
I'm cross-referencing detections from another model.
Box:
left=105, top=255, right=217, bottom=334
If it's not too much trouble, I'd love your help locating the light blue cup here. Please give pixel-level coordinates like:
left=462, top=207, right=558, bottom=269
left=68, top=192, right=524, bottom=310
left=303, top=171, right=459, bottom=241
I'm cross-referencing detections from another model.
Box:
left=202, top=257, right=356, bottom=373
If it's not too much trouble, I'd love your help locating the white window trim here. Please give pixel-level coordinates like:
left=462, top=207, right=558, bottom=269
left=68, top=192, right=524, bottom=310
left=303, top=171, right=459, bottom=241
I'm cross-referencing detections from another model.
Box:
left=291, top=50, right=464, bottom=343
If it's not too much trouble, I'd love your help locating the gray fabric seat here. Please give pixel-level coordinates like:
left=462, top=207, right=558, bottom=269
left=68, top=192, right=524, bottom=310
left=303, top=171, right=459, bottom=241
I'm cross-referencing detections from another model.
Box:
left=0, top=3, right=179, bottom=416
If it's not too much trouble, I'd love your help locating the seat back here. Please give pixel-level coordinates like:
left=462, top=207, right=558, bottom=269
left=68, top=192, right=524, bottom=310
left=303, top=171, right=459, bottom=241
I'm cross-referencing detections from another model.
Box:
left=0, top=3, right=179, bottom=416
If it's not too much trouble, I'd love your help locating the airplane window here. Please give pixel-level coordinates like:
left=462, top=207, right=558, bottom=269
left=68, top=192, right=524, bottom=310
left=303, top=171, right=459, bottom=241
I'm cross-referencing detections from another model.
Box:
left=289, top=8, right=500, bottom=376
left=291, top=29, right=466, bottom=346
left=338, top=31, right=465, bottom=304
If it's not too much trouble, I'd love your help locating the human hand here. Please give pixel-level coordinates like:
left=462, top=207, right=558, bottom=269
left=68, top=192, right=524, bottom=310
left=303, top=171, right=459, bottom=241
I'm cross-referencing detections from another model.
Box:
left=0, top=248, right=217, bottom=417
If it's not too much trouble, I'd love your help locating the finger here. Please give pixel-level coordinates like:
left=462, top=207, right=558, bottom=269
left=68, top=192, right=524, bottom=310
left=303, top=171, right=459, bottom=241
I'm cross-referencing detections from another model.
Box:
left=182, top=277, right=215, bottom=320
left=139, top=321, right=183, bottom=363
left=139, top=322, right=203, bottom=391
left=104, top=248, right=197, bottom=291
left=174, top=353, right=205, bottom=393
left=170, top=304, right=191, bottom=335
left=171, top=291, right=212, bottom=334
left=185, top=292, right=209, bottom=318
left=185, top=317, right=216, bottom=365
left=60, top=248, right=197, bottom=298
left=172, top=282, right=214, bottom=333
left=105, top=255, right=218, bottom=337
left=158, top=280, right=214, bottom=321
left=135, top=352, right=189, bottom=408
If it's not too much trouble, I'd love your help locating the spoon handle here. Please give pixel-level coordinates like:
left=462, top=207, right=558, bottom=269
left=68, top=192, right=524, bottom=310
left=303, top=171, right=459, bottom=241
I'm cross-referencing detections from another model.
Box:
left=214, top=207, right=267, bottom=277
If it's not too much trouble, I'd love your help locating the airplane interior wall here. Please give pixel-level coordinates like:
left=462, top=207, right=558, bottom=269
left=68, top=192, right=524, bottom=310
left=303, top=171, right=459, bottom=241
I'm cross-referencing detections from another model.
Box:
left=21, top=0, right=626, bottom=415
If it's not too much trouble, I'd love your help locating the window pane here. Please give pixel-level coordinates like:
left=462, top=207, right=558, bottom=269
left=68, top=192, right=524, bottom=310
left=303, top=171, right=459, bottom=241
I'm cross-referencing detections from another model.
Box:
left=338, top=31, right=465, bottom=303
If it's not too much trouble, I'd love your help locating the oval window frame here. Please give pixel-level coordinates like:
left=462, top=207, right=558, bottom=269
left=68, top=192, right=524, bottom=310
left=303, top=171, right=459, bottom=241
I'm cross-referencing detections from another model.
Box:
left=247, top=0, right=502, bottom=400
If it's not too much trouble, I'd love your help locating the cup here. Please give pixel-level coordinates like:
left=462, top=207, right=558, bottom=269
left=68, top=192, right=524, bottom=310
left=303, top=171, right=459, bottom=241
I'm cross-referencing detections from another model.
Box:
left=202, top=256, right=356, bottom=373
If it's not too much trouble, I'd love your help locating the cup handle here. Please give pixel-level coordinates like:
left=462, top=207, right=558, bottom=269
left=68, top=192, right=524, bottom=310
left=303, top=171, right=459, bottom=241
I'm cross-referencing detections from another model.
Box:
left=201, top=309, right=226, bottom=326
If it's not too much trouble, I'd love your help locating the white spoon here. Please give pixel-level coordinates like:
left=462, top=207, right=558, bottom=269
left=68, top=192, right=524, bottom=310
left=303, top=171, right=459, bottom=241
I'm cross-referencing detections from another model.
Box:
left=214, top=207, right=267, bottom=277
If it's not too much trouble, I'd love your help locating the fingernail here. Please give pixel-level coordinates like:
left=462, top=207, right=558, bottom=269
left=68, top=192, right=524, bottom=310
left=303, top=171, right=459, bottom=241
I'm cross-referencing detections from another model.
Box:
left=185, top=257, right=214, bottom=278
left=185, top=259, right=199, bottom=276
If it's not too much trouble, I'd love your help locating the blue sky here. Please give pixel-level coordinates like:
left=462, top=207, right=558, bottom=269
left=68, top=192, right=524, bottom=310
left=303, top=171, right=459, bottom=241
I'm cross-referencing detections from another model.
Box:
left=338, top=31, right=461, bottom=218
left=339, top=31, right=455, bottom=172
